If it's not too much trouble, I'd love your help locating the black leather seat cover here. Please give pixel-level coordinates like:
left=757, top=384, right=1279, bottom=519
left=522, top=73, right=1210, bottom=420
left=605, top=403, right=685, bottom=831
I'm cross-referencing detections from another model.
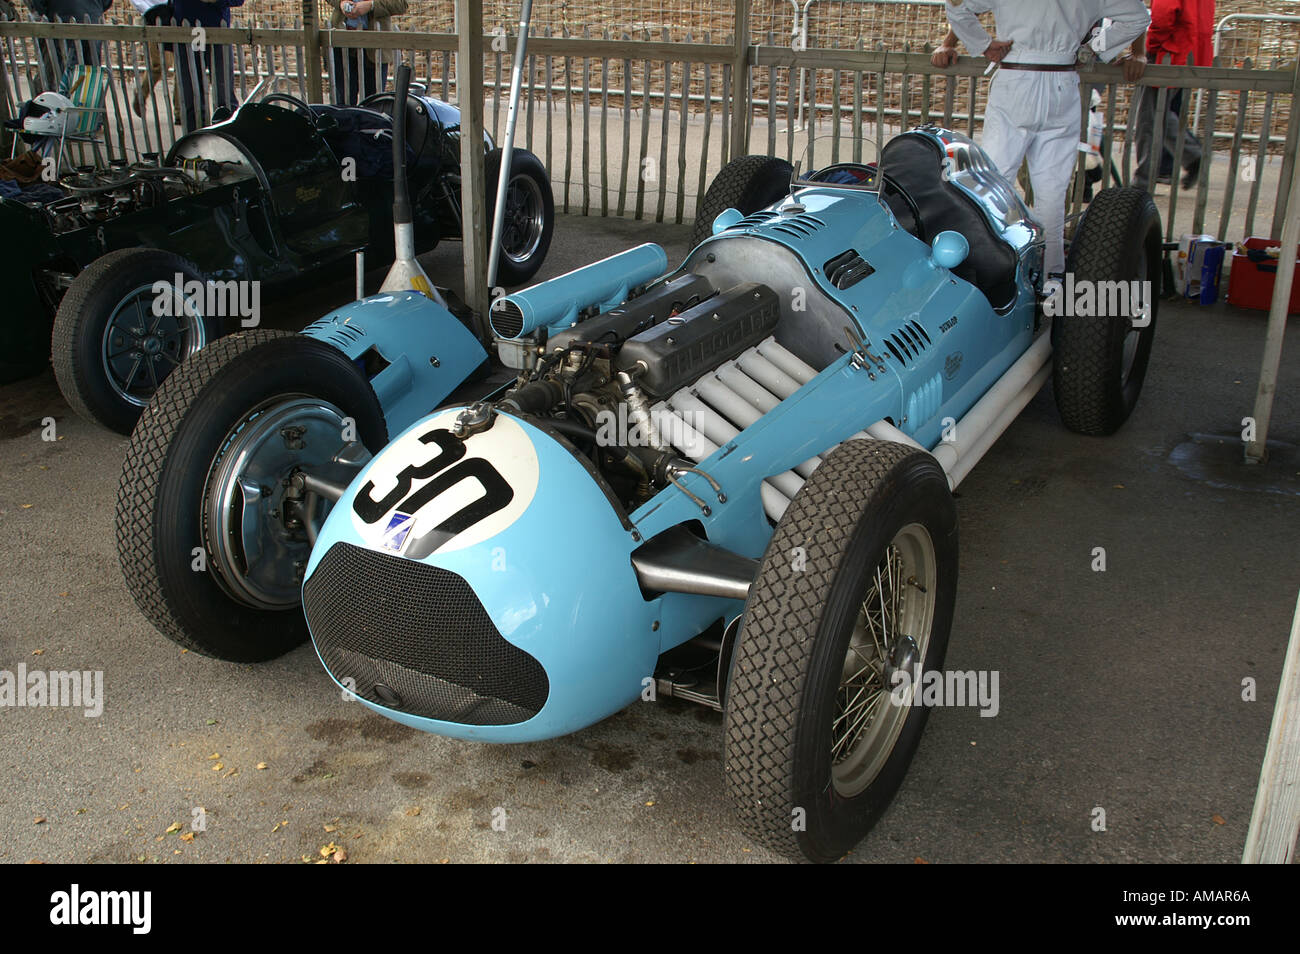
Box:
left=880, top=132, right=1019, bottom=310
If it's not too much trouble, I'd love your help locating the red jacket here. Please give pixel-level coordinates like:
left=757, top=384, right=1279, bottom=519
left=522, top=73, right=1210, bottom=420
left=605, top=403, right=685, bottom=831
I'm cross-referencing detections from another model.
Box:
left=1146, top=0, right=1215, bottom=67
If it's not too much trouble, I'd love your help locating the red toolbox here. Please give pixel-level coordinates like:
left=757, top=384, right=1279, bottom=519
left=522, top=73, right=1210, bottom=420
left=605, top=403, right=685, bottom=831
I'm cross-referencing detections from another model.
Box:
left=1227, top=237, right=1300, bottom=313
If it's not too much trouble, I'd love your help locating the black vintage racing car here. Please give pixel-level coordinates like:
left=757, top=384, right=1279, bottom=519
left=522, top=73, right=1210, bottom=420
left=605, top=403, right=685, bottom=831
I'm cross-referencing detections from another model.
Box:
left=1, top=86, right=553, bottom=432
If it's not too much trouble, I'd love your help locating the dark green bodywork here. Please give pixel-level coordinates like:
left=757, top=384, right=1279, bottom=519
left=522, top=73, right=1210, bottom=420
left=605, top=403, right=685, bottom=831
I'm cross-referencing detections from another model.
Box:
left=1, top=99, right=471, bottom=384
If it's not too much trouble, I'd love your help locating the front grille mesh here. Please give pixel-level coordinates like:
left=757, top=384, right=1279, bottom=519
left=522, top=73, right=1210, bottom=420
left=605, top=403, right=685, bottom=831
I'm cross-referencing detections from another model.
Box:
left=304, top=543, right=548, bottom=726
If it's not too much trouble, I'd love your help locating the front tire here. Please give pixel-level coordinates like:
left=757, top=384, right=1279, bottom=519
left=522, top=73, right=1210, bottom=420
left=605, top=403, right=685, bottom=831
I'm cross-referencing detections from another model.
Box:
left=691, top=155, right=794, bottom=247
left=53, top=248, right=218, bottom=433
left=485, top=147, right=554, bottom=286
left=724, top=440, right=958, bottom=862
left=115, top=330, right=387, bottom=662
left=1053, top=187, right=1161, bottom=436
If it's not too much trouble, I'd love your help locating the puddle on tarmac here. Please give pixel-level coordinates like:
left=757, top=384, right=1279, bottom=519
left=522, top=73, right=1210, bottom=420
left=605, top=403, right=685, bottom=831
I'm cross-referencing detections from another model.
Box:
left=1168, top=433, right=1299, bottom=496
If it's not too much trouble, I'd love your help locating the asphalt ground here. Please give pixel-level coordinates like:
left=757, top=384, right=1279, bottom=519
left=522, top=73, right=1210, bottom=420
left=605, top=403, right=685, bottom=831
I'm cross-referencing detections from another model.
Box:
left=0, top=211, right=1297, bottom=864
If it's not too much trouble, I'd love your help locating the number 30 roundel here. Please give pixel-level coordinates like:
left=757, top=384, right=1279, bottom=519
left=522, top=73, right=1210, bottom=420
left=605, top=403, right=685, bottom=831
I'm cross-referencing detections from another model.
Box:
left=349, top=409, right=540, bottom=560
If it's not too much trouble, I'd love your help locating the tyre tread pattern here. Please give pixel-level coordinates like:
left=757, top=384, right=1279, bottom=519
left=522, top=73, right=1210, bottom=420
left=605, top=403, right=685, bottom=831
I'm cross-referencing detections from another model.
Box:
left=114, top=329, right=294, bottom=655
left=690, top=155, right=795, bottom=246
left=723, top=438, right=924, bottom=860
left=1054, top=187, right=1159, bottom=435
left=52, top=247, right=204, bottom=432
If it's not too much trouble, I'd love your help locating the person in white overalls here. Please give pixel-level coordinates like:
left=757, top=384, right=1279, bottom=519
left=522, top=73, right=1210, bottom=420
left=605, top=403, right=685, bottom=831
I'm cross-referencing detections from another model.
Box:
left=937, top=0, right=1150, bottom=277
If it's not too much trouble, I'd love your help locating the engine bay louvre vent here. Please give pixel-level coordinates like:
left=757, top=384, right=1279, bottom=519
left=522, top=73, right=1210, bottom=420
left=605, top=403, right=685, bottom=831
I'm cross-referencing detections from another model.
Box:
left=734, top=210, right=778, bottom=229
left=823, top=249, right=875, bottom=289
left=884, top=320, right=933, bottom=366
left=768, top=213, right=828, bottom=238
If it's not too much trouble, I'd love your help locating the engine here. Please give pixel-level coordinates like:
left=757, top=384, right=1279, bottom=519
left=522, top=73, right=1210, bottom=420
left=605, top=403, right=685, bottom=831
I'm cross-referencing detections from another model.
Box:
left=42, top=156, right=234, bottom=234
left=483, top=273, right=790, bottom=512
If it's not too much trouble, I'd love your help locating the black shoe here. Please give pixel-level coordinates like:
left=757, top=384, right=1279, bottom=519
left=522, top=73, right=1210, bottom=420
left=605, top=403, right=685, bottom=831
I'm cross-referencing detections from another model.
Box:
left=1181, top=157, right=1201, bottom=190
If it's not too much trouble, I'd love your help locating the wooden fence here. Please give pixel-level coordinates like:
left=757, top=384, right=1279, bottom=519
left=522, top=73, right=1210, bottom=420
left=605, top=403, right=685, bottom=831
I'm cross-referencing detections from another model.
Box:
left=1, top=15, right=1298, bottom=242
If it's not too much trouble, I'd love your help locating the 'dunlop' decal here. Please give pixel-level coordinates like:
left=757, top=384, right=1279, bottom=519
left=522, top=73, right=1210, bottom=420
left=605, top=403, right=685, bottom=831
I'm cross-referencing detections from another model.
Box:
left=350, top=410, right=540, bottom=558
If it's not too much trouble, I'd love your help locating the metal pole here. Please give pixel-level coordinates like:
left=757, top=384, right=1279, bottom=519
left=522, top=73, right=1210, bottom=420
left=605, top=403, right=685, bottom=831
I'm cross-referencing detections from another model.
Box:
left=487, top=0, right=533, bottom=290
left=1244, top=130, right=1300, bottom=463
left=456, top=0, right=491, bottom=339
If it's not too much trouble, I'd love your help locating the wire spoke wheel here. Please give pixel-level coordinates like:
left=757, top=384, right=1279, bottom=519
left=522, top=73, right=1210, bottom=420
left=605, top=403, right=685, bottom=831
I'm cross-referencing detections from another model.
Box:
left=725, top=440, right=957, bottom=862
left=831, top=523, right=937, bottom=798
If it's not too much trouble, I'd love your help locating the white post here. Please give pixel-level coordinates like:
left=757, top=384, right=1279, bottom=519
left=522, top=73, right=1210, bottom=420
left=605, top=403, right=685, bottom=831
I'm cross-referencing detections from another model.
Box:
left=1244, top=133, right=1300, bottom=463
left=487, top=0, right=534, bottom=290
left=1243, top=591, right=1300, bottom=864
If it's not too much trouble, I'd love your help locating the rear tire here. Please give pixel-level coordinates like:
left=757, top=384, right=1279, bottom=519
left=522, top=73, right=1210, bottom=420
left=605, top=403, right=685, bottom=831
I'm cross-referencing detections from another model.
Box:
left=485, top=147, right=554, bottom=286
left=691, top=155, right=794, bottom=247
left=115, top=330, right=387, bottom=662
left=53, top=247, right=217, bottom=433
left=1053, top=187, right=1161, bottom=435
left=724, top=439, right=958, bottom=862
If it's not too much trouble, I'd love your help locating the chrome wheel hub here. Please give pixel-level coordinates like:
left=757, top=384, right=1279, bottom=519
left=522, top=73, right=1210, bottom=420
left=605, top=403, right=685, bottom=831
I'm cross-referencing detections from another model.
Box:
left=202, top=395, right=369, bottom=611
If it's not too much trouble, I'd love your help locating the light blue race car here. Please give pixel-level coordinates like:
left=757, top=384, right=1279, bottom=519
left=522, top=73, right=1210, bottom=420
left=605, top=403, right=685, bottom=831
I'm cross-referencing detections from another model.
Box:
left=117, top=122, right=1161, bottom=862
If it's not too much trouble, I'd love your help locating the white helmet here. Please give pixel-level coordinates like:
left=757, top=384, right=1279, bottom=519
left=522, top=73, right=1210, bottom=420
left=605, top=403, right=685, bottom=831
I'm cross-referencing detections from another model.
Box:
left=20, top=91, right=75, bottom=137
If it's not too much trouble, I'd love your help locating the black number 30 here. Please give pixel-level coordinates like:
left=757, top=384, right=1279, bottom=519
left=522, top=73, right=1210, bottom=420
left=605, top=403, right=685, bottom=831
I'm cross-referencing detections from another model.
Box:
left=352, top=427, right=515, bottom=556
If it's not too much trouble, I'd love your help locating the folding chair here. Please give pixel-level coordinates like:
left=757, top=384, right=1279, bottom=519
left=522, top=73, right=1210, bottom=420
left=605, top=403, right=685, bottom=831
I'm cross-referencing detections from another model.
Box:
left=53, top=62, right=110, bottom=170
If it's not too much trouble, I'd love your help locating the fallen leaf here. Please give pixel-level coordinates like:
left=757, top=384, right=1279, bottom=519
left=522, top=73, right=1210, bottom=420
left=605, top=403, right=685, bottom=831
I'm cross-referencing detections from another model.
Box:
left=21, top=504, right=33, bottom=509
left=404, top=807, right=421, bottom=817
left=211, top=763, right=223, bottom=772
left=31, top=649, right=43, bottom=656
left=207, top=753, right=220, bottom=760
left=331, top=849, right=348, bottom=863
left=33, top=817, right=45, bottom=825
left=319, top=841, right=340, bottom=858
left=323, top=824, right=338, bottom=833
left=1212, top=814, right=1226, bottom=825
left=644, top=801, right=655, bottom=807
left=914, top=856, right=930, bottom=864
left=256, top=762, right=268, bottom=770
left=180, top=832, right=195, bottom=843
left=1113, top=483, right=1125, bottom=489
left=205, top=719, right=217, bottom=725
left=164, top=822, right=182, bottom=834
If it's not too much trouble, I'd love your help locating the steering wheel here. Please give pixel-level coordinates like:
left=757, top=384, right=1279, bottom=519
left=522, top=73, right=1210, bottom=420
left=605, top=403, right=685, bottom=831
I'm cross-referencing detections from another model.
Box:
left=358, top=80, right=427, bottom=112
left=262, top=93, right=316, bottom=125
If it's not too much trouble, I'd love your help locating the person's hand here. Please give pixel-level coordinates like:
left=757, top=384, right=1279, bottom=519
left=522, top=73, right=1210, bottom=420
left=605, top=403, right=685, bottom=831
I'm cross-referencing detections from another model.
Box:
left=983, top=39, right=1013, bottom=63
left=1121, top=51, right=1146, bottom=82
left=351, top=0, right=373, bottom=13
left=931, top=43, right=957, bottom=69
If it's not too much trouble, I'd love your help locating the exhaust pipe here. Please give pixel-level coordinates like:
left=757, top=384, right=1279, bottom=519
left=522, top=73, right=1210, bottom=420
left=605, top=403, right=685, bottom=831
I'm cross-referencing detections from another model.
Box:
left=489, top=243, right=668, bottom=338
left=379, top=62, right=444, bottom=306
